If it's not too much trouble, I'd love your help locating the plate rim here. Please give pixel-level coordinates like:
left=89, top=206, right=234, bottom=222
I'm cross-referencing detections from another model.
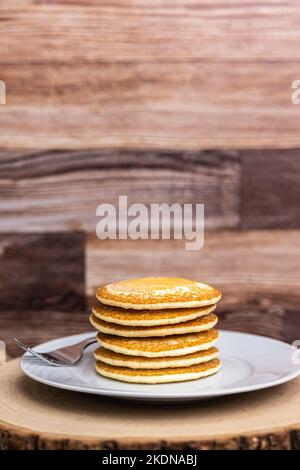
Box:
left=19, top=330, right=300, bottom=400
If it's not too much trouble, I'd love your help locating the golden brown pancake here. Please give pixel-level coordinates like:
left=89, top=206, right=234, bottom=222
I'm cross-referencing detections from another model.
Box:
left=97, top=329, right=219, bottom=357
left=94, top=346, right=219, bottom=369
left=96, top=277, right=221, bottom=310
left=90, top=312, right=218, bottom=337
left=95, top=358, right=221, bottom=384
left=92, top=303, right=216, bottom=326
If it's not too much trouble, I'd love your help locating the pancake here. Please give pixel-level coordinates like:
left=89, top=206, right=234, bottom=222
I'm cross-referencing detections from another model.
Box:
left=90, top=312, right=218, bottom=337
left=96, top=277, right=222, bottom=310
left=95, top=358, right=221, bottom=384
left=94, top=346, right=219, bottom=369
left=92, top=303, right=216, bottom=327
left=97, top=329, right=219, bottom=357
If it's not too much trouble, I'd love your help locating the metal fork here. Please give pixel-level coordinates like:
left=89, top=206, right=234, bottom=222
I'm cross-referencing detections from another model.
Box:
left=14, top=336, right=97, bottom=367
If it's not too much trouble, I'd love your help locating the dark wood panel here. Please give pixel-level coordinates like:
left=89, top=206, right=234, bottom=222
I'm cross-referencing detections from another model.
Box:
left=1, top=310, right=89, bottom=359
left=2, top=148, right=300, bottom=230
left=242, top=149, right=300, bottom=228
left=0, top=149, right=241, bottom=231
left=0, top=233, right=86, bottom=311
left=218, top=306, right=300, bottom=344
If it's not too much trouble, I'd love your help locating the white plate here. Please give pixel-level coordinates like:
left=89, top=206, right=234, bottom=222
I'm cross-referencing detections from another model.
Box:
left=20, top=330, right=300, bottom=403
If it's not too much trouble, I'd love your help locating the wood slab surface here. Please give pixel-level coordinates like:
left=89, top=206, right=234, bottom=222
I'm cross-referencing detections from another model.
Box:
left=1, top=359, right=300, bottom=450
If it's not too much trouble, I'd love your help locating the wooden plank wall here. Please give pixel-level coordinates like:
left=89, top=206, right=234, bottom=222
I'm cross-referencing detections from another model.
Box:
left=0, top=0, right=300, bottom=149
left=1, top=149, right=300, bottom=357
left=87, top=232, right=300, bottom=339
left=0, top=1, right=300, bottom=356
left=0, top=149, right=241, bottom=231
left=2, top=228, right=300, bottom=358
left=1, top=149, right=300, bottom=232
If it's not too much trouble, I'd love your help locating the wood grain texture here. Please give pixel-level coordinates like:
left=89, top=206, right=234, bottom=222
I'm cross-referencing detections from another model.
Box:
left=1, top=310, right=89, bottom=359
left=2, top=148, right=300, bottom=230
left=242, top=149, right=300, bottom=228
left=2, top=148, right=300, bottom=231
left=87, top=230, right=300, bottom=310
left=0, top=149, right=241, bottom=231
left=1, top=1, right=300, bottom=149
left=2, top=61, right=298, bottom=108
left=218, top=307, right=300, bottom=345
left=0, top=233, right=86, bottom=311
left=1, top=359, right=300, bottom=449
left=1, top=0, right=300, bottom=63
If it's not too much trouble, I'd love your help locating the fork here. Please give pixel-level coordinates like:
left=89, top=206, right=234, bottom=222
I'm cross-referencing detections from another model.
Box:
left=14, top=336, right=97, bottom=367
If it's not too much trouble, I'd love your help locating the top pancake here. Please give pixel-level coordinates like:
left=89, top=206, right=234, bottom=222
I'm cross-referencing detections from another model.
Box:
left=97, top=277, right=222, bottom=310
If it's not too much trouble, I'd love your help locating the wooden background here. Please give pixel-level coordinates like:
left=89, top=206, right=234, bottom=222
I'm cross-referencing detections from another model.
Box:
left=0, top=0, right=300, bottom=358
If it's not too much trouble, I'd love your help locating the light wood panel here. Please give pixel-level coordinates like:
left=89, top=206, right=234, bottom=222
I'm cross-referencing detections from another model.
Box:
left=1, top=62, right=300, bottom=150
left=1, top=1, right=300, bottom=63
left=87, top=231, right=300, bottom=310
left=2, top=61, right=297, bottom=108
left=1, top=1, right=300, bottom=149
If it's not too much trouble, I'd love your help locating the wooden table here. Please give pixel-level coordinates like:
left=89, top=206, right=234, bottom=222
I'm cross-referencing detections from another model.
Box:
left=1, top=359, right=300, bottom=450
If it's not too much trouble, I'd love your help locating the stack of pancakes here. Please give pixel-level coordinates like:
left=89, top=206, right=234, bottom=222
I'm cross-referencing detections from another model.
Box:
left=89, top=277, right=222, bottom=384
